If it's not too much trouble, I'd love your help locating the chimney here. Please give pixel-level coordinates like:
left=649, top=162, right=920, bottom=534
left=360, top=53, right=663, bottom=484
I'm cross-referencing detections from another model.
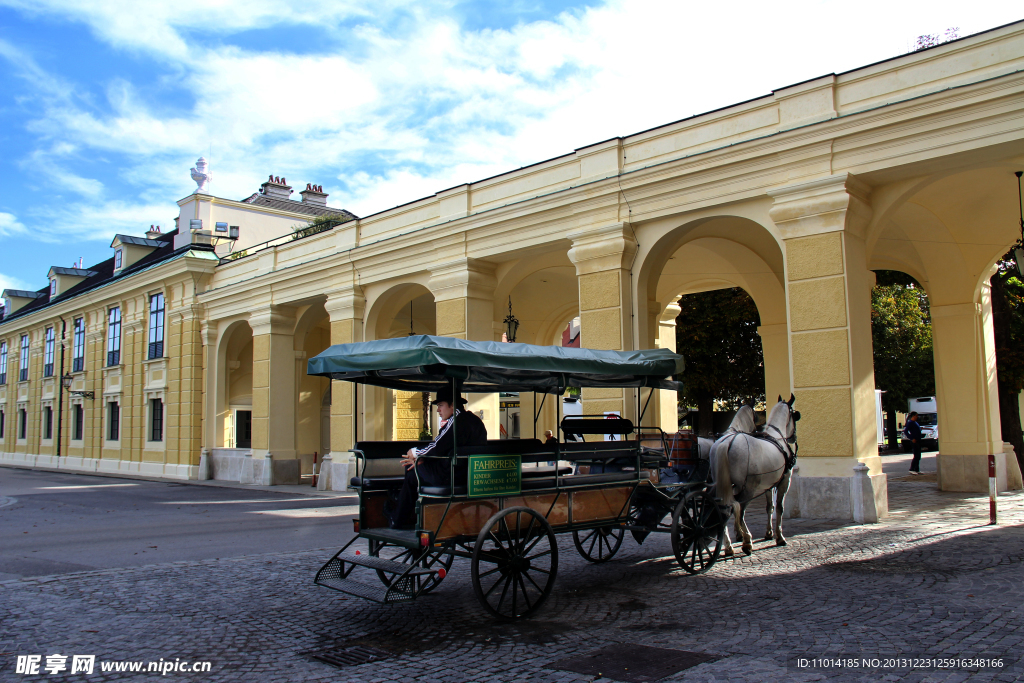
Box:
left=300, top=183, right=328, bottom=207
left=146, top=225, right=163, bottom=240
left=259, top=174, right=293, bottom=200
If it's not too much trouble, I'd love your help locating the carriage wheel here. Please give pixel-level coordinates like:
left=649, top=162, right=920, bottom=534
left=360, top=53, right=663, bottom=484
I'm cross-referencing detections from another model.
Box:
left=572, top=526, right=624, bottom=563
left=471, top=506, right=557, bottom=620
left=670, top=490, right=726, bottom=575
left=370, top=540, right=454, bottom=595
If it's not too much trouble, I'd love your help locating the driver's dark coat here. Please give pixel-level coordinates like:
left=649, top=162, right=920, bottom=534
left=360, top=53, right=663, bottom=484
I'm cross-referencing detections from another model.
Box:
left=413, top=408, right=488, bottom=461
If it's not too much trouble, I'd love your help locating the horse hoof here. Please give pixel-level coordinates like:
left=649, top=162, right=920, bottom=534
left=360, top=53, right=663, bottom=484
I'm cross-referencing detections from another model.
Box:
left=742, top=545, right=752, bottom=556
left=776, top=538, right=787, bottom=547
left=763, top=533, right=773, bottom=541
left=724, top=547, right=735, bottom=558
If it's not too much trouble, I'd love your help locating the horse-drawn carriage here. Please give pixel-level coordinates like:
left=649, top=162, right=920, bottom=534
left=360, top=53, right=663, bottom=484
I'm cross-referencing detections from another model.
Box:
left=306, top=336, right=796, bottom=619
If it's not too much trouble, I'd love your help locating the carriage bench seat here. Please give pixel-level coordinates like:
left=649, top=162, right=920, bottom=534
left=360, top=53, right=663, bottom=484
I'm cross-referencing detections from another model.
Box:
left=349, top=476, right=406, bottom=490
left=558, top=471, right=650, bottom=486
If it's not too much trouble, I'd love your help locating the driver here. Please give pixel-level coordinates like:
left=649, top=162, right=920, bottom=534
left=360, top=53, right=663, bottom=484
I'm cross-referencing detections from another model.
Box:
left=385, top=387, right=488, bottom=529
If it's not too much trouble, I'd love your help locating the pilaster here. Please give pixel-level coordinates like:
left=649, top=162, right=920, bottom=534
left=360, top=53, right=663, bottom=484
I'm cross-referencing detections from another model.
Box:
left=320, top=284, right=366, bottom=491
left=246, top=306, right=297, bottom=485
left=769, top=173, right=886, bottom=521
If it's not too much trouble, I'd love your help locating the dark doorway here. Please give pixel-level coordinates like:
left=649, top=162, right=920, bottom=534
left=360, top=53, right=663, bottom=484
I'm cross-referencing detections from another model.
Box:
left=235, top=410, right=252, bottom=449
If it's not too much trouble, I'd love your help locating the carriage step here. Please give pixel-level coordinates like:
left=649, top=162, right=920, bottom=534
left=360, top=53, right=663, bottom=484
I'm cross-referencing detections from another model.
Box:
left=315, top=576, right=414, bottom=603
left=340, top=553, right=437, bottom=575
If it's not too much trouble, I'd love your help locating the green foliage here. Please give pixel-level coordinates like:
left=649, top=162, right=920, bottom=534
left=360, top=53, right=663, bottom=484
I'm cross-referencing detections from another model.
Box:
left=991, top=267, right=1024, bottom=394
left=675, top=288, right=765, bottom=408
left=291, top=213, right=349, bottom=240
left=871, top=271, right=935, bottom=413
left=224, top=249, right=248, bottom=261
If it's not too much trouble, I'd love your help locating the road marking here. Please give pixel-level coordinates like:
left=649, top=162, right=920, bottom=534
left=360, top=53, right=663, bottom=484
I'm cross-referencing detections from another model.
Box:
left=249, top=506, right=359, bottom=518
left=38, top=484, right=140, bottom=490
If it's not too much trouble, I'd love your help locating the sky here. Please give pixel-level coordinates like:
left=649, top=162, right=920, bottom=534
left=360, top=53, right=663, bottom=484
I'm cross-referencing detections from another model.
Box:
left=0, top=0, right=1020, bottom=293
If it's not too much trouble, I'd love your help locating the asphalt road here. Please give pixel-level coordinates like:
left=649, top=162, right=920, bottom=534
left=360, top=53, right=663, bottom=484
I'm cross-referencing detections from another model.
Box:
left=0, top=468, right=357, bottom=582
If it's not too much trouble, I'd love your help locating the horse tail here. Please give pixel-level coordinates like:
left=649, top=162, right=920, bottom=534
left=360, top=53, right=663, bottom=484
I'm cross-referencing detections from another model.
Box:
left=712, top=434, right=737, bottom=507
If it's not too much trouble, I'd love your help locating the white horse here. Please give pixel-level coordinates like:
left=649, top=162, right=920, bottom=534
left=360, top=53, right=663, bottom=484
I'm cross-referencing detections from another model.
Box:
left=711, top=396, right=800, bottom=556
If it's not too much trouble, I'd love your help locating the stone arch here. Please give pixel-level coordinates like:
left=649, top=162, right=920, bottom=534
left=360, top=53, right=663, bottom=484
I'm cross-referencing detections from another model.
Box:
left=634, top=213, right=789, bottom=407
left=292, top=301, right=332, bottom=473
left=216, top=318, right=254, bottom=450
left=364, top=280, right=436, bottom=341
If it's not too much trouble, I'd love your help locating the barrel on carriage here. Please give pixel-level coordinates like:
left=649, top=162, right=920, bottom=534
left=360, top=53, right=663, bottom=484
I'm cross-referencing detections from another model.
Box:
left=306, top=336, right=728, bottom=619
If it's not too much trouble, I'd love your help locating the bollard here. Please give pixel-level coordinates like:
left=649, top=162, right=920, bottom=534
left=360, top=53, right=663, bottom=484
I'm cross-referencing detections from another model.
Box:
left=988, top=453, right=997, bottom=525
left=312, top=451, right=319, bottom=488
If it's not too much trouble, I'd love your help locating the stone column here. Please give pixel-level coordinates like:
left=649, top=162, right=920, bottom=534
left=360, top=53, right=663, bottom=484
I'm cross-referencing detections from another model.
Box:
left=568, top=223, right=637, bottom=420
left=931, top=288, right=1008, bottom=491
left=320, top=284, right=365, bottom=491
left=757, top=323, right=792, bottom=404
left=655, top=301, right=680, bottom=433
left=769, top=174, right=885, bottom=522
left=198, top=321, right=217, bottom=480
left=246, top=306, right=297, bottom=485
left=429, top=258, right=499, bottom=435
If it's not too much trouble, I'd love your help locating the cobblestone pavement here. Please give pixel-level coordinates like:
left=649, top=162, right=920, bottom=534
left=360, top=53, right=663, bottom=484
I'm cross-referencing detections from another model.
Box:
left=1, top=481, right=1021, bottom=683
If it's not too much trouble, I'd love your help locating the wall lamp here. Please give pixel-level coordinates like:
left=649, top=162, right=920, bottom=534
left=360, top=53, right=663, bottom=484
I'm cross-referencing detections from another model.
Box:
left=62, top=372, right=94, bottom=399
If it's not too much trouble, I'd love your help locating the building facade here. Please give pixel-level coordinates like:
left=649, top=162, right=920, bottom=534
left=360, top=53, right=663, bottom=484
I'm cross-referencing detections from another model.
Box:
left=4, top=23, right=1024, bottom=520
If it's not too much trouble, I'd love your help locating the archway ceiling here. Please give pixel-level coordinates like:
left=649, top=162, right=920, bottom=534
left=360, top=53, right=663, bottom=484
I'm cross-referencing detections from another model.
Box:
left=383, top=290, right=436, bottom=339
left=656, top=237, right=786, bottom=324
left=507, top=265, right=578, bottom=343
left=869, top=165, right=1023, bottom=304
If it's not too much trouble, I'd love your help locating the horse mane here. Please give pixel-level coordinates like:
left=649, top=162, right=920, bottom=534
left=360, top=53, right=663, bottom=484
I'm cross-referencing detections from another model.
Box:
left=726, top=405, right=757, bottom=435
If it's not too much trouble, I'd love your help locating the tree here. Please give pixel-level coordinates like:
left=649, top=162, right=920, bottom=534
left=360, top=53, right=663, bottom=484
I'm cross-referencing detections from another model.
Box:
left=291, top=213, right=350, bottom=240
left=871, top=271, right=935, bottom=449
left=675, top=288, right=764, bottom=437
left=990, top=254, right=1024, bottom=474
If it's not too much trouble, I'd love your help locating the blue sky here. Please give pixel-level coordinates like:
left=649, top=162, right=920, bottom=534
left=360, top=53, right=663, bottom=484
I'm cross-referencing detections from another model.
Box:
left=0, top=0, right=1020, bottom=293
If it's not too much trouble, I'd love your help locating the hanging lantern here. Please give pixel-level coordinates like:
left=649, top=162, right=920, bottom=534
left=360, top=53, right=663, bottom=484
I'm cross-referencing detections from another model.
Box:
left=503, top=296, right=519, bottom=343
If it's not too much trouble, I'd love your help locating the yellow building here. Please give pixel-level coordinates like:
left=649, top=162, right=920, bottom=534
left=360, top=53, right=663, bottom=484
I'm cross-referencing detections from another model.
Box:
left=4, top=22, right=1024, bottom=520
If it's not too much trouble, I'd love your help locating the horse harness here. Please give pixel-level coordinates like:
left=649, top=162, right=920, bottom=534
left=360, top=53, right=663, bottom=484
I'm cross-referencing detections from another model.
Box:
left=757, top=423, right=798, bottom=471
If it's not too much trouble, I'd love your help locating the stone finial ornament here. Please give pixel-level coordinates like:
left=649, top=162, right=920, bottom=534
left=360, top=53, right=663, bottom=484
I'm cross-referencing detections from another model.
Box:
left=191, top=157, right=212, bottom=194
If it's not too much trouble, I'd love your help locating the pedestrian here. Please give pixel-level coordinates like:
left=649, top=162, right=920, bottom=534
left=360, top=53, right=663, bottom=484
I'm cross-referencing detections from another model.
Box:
left=905, top=411, right=924, bottom=474
left=543, top=430, right=557, bottom=444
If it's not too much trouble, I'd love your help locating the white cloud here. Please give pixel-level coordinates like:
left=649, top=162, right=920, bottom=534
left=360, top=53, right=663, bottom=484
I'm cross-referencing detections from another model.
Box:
left=0, top=271, right=32, bottom=292
left=0, top=212, right=28, bottom=237
left=1, top=0, right=1021, bottom=241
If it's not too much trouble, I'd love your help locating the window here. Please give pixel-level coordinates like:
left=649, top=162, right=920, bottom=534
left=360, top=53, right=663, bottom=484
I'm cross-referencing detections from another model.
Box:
left=0, top=340, right=7, bottom=385
left=0, top=409, right=4, bottom=438
left=235, top=410, right=252, bottom=448
left=43, top=327, right=54, bottom=377
left=149, top=398, right=164, bottom=442
left=18, top=409, right=27, bottom=439
left=73, top=318, right=85, bottom=372
left=114, top=248, right=123, bottom=269
left=148, top=293, right=165, bottom=359
left=107, top=307, right=121, bottom=366
left=43, top=406, right=53, bottom=440
left=107, top=401, right=120, bottom=441
left=73, top=404, right=84, bottom=441
left=50, top=279, right=57, bottom=296
left=19, top=335, right=29, bottom=381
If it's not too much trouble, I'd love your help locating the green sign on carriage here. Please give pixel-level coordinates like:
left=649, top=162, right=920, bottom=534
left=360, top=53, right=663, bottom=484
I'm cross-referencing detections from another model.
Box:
left=468, top=454, right=521, bottom=497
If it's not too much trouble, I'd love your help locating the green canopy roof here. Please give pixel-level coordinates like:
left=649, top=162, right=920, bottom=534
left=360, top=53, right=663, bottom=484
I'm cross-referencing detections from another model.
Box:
left=306, top=335, right=684, bottom=393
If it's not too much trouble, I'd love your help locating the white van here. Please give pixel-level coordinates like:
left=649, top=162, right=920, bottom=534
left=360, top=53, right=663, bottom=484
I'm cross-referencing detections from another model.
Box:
left=903, top=396, right=939, bottom=451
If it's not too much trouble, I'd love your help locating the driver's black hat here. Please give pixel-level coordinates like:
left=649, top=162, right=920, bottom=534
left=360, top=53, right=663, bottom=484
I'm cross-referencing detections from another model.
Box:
left=431, top=387, right=468, bottom=406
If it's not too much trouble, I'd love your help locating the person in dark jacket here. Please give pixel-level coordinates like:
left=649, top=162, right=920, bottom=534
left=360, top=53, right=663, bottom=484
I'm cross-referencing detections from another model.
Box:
left=905, top=411, right=924, bottom=474
left=386, top=387, right=488, bottom=528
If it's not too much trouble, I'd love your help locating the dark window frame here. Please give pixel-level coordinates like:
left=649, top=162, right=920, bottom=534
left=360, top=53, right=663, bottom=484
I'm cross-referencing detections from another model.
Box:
left=149, top=398, right=164, bottom=442
left=0, top=340, right=7, bottom=385
left=18, top=408, right=27, bottom=439
left=72, top=403, right=84, bottom=441
left=19, top=335, right=29, bottom=382
left=107, top=401, right=120, bottom=441
left=107, top=307, right=121, bottom=367
left=148, top=293, right=165, bottom=359
left=43, top=406, right=53, bottom=440
left=43, top=327, right=54, bottom=377
left=114, top=248, right=123, bottom=269
left=0, top=409, right=5, bottom=438
left=72, top=318, right=85, bottom=372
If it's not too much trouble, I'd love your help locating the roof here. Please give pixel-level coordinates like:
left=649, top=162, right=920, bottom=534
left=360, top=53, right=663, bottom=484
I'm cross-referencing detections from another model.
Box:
left=0, top=229, right=215, bottom=326
left=112, top=235, right=163, bottom=248
left=2, top=290, right=46, bottom=299
left=49, top=267, right=98, bottom=277
left=240, top=193, right=359, bottom=220
left=306, top=335, right=684, bottom=393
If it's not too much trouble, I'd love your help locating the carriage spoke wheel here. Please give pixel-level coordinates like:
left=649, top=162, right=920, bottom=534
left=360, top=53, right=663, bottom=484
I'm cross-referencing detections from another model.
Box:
left=670, top=490, right=726, bottom=575
left=471, top=506, right=557, bottom=620
left=370, top=540, right=454, bottom=595
left=572, top=526, right=624, bottom=563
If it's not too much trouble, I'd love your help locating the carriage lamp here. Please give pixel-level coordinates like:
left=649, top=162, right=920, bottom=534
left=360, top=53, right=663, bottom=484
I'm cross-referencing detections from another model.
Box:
left=62, top=372, right=94, bottom=399
left=503, top=296, right=520, bottom=343
left=419, top=531, right=433, bottom=547
left=352, top=518, right=360, bottom=533
left=1014, top=171, right=1024, bottom=279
